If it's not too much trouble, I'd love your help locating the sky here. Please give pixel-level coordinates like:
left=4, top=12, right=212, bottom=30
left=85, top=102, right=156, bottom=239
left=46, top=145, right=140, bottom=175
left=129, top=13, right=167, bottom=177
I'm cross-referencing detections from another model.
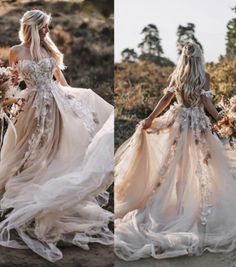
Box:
left=115, top=0, right=236, bottom=63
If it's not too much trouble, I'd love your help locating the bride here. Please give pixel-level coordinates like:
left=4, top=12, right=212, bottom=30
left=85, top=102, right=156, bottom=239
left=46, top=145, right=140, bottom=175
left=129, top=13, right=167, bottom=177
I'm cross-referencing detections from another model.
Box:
left=115, top=42, right=236, bottom=260
left=0, top=10, right=114, bottom=262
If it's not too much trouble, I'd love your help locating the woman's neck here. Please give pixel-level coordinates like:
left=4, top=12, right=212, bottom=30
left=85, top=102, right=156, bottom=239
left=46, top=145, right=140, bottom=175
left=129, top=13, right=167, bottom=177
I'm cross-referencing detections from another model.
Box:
left=22, top=42, right=30, bottom=48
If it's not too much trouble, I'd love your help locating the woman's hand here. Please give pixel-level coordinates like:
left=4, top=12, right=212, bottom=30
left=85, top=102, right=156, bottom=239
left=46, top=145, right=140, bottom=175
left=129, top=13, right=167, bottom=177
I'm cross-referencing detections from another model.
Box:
left=10, top=69, right=20, bottom=86
left=53, top=67, right=69, bottom=87
left=216, top=111, right=224, bottom=122
left=142, top=117, right=153, bottom=129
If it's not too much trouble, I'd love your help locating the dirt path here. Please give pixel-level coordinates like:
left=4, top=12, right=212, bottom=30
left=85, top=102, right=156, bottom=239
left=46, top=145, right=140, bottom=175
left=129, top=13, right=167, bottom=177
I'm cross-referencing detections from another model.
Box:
left=0, top=244, right=114, bottom=267
left=115, top=251, right=236, bottom=267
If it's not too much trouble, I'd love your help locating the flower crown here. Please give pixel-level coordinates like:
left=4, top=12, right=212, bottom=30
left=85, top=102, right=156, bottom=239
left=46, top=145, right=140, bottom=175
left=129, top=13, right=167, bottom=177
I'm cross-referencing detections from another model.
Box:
left=182, top=42, right=202, bottom=58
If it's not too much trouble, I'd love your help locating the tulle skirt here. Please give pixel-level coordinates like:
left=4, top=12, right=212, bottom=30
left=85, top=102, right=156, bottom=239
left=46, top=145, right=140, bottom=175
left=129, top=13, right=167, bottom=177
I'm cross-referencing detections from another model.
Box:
left=115, top=103, right=236, bottom=261
left=0, top=82, right=114, bottom=262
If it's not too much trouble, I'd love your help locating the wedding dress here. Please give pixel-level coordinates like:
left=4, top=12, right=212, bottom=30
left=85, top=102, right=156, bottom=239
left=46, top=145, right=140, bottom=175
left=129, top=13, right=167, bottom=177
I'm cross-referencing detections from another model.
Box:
left=0, top=57, right=114, bottom=262
left=115, top=86, right=236, bottom=261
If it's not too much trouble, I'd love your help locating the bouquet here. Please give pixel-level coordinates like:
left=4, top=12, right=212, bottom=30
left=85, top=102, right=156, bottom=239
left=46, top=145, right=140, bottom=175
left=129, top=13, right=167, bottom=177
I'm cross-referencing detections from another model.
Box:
left=0, top=60, right=25, bottom=147
left=213, top=95, right=236, bottom=148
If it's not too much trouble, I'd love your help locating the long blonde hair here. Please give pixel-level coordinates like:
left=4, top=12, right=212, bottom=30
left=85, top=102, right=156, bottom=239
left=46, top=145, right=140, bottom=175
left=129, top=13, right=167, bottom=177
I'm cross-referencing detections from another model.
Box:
left=19, top=10, right=65, bottom=69
left=169, top=42, right=206, bottom=105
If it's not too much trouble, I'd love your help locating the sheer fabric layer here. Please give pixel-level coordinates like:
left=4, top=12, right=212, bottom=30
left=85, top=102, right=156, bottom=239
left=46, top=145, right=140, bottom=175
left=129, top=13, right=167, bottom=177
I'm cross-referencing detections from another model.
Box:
left=115, top=88, right=236, bottom=261
left=0, top=57, right=114, bottom=262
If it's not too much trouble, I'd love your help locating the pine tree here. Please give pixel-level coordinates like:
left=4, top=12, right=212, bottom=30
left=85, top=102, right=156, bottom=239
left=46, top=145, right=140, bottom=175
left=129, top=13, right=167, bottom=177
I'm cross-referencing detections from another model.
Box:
left=136, top=24, right=174, bottom=67
left=121, top=48, right=138, bottom=63
left=226, top=7, right=236, bottom=59
left=138, top=24, right=163, bottom=56
left=176, top=23, right=203, bottom=55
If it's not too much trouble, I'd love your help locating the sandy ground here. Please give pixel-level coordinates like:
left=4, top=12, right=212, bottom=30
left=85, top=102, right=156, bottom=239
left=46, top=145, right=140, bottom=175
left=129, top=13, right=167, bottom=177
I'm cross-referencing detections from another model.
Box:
left=0, top=244, right=114, bottom=267
left=115, top=251, right=236, bottom=267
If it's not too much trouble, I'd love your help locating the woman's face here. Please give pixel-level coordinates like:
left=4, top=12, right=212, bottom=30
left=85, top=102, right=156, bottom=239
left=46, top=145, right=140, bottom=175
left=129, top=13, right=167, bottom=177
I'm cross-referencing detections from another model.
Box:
left=39, top=24, right=49, bottom=40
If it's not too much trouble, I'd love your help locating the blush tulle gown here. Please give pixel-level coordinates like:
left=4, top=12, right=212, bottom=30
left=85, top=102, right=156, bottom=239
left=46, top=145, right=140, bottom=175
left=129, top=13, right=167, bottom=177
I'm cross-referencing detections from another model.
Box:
left=0, top=57, right=114, bottom=262
left=115, top=86, right=236, bottom=261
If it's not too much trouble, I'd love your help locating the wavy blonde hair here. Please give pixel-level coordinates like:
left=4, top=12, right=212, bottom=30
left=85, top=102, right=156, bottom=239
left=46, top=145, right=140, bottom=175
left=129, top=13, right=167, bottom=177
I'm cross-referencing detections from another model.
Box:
left=169, top=42, right=206, bottom=105
left=19, top=9, right=65, bottom=69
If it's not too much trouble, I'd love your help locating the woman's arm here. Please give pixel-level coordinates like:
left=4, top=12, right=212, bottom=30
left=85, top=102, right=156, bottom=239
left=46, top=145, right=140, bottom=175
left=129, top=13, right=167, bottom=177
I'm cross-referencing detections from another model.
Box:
left=9, top=46, right=19, bottom=67
left=143, top=91, right=175, bottom=129
left=8, top=46, right=21, bottom=86
left=201, top=73, right=222, bottom=121
left=53, top=67, right=69, bottom=87
left=202, top=96, right=220, bottom=121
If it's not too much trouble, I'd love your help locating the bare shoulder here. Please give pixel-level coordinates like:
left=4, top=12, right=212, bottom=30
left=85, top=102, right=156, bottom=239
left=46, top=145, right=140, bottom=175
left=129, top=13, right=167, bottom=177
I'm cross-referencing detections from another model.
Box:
left=9, top=44, right=27, bottom=65
left=9, top=44, right=25, bottom=58
left=10, top=44, right=23, bottom=53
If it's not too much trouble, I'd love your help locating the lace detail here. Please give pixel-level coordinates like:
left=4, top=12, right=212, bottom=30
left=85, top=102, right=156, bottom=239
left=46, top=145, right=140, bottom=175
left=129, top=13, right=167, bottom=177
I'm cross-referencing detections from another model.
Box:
left=115, top=76, right=236, bottom=260
left=148, top=102, right=213, bottom=225
left=16, top=58, right=54, bottom=88
left=0, top=56, right=114, bottom=262
left=51, top=87, right=98, bottom=138
left=18, top=98, right=54, bottom=172
left=177, top=107, right=213, bottom=225
left=15, top=58, right=98, bottom=170
left=188, top=107, right=213, bottom=225
left=13, top=58, right=55, bottom=171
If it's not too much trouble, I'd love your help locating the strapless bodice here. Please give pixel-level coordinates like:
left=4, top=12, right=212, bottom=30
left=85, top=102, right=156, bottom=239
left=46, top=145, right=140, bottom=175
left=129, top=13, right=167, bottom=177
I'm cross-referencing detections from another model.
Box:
left=16, top=57, right=55, bottom=88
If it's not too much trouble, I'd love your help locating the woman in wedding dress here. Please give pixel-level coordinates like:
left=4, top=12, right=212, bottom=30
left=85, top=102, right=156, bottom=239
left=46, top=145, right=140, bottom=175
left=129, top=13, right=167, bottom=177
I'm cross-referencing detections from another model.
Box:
left=115, top=42, right=236, bottom=260
left=0, top=10, right=114, bottom=262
